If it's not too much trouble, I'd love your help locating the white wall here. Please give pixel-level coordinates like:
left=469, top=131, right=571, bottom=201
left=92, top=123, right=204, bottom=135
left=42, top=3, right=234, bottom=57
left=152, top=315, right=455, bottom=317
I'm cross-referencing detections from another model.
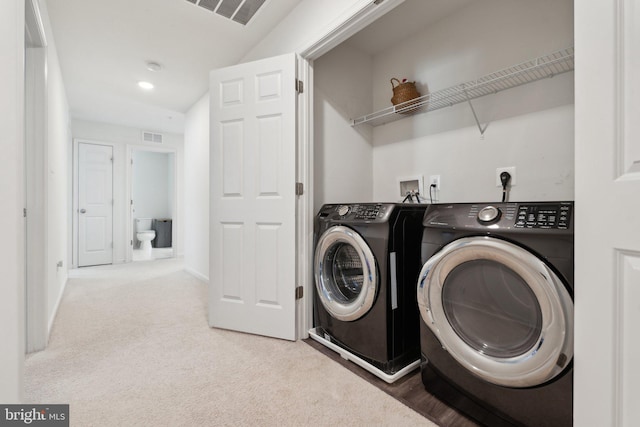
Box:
left=373, top=106, right=574, bottom=202
left=0, top=0, right=25, bottom=403
left=183, top=94, right=210, bottom=281
left=313, top=42, right=374, bottom=210
left=40, top=0, right=72, bottom=331
left=72, top=119, right=185, bottom=261
left=367, top=0, right=575, bottom=203
left=241, top=0, right=373, bottom=62
left=1, top=0, right=70, bottom=395
left=183, top=0, right=376, bottom=280
left=132, top=151, right=172, bottom=220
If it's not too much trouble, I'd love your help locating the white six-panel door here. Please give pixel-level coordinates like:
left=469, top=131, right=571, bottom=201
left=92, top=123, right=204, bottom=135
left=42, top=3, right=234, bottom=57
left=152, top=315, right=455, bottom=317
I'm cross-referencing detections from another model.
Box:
left=78, top=143, right=113, bottom=267
left=209, top=53, right=297, bottom=341
left=575, top=1, right=640, bottom=426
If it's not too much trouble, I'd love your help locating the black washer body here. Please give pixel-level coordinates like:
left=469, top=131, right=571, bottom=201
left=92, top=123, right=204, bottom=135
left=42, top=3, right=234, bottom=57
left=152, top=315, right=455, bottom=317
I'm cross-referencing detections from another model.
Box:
left=314, top=203, right=427, bottom=374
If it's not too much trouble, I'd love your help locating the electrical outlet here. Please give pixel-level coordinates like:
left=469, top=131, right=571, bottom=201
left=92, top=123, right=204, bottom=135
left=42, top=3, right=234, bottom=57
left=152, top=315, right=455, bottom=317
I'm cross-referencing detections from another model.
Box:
left=429, top=175, right=441, bottom=191
left=496, top=167, right=517, bottom=187
left=428, top=175, right=440, bottom=202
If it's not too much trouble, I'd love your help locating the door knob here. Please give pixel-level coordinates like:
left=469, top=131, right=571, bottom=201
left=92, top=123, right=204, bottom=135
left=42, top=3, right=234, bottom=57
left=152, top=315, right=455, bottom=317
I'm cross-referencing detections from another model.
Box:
left=80, top=208, right=86, bottom=214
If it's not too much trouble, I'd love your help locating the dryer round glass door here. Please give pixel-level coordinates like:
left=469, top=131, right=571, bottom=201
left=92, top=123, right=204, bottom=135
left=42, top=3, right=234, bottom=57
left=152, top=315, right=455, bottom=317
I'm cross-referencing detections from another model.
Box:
left=314, top=226, right=377, bottom=321
left=417, top=236, right=573, bottom=388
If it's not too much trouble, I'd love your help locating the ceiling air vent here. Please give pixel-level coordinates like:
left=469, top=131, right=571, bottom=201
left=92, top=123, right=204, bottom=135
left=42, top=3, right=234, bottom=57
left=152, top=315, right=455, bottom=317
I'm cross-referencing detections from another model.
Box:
left=198, top=0, right=219, bottom=12
left=186, top=0, right=267, bottom=25
left=142, top=131, right=163, bottom=144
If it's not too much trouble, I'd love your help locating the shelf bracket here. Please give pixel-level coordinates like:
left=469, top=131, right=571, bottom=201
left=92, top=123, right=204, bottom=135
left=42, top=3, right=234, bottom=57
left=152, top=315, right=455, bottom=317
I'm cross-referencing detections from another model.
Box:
left=463, top=87, right=489, bottom=136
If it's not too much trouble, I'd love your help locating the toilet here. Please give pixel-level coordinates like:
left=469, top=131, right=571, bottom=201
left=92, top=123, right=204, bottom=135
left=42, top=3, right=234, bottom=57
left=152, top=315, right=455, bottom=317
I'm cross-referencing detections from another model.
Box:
left=135, top=218, right=156, bottom=259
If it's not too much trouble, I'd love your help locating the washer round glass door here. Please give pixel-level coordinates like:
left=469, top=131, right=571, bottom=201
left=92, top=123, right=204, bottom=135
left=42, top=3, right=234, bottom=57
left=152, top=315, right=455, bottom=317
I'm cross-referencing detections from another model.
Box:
left=417, top=236, right=573, bottom=388
left=314, top=226, right=377, bottom=321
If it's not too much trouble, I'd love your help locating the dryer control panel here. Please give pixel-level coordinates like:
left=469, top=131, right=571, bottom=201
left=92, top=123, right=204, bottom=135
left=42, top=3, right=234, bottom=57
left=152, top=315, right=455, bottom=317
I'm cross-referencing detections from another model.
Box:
left=514, top=203, right=572, bottom=229
left=424, top=202, right=573, bottom=232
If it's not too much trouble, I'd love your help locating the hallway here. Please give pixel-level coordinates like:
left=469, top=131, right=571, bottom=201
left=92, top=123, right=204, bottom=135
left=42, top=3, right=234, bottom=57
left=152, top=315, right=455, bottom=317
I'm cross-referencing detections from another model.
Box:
left=24, top=259, right=431, bottom=426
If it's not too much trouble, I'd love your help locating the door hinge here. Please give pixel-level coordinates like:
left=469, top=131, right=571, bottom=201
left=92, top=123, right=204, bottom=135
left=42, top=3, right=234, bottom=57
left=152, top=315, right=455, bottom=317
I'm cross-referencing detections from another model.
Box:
left=295, top=79, right=303, bottom=94
left=373, top=0, right=385, bottom=5
left=131, top=240, right=133, bottom=246
left=295, top=182, right=304, bottom=196
left=295, top=286, right=304, bottom=300
left=23, top=208, right=27, bottom=218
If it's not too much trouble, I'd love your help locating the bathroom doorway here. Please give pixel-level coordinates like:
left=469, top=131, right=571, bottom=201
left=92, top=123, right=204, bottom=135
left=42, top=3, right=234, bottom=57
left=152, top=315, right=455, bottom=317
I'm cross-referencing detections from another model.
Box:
left=128, top=146, right=176, bottom=262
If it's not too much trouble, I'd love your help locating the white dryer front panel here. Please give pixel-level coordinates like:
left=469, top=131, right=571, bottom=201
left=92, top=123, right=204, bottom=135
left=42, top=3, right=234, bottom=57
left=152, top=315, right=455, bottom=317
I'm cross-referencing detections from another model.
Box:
left=314, top=226, right=378, bottom=321
left=417, top=236, right=573, bottom=388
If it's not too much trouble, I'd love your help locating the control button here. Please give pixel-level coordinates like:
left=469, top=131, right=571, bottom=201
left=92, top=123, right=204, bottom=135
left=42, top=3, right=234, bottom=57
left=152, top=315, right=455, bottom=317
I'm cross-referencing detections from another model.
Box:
left=478, top=206, right=501, bottom=224
left=337, top=205, right=350, bottom=216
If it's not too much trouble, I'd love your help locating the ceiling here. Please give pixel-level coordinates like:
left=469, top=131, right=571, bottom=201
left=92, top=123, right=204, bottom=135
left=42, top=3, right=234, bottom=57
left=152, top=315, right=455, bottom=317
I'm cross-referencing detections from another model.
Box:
left=344, top=0, right=474, bottom=55
left=45, top=0, right=302, bottom=134
left=45, top=0, right=474, bottom=135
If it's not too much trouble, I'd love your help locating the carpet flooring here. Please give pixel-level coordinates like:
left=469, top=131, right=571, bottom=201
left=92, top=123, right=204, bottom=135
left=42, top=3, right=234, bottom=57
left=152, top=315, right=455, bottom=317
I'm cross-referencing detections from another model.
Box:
left=24, top=258, right=437, bottom=426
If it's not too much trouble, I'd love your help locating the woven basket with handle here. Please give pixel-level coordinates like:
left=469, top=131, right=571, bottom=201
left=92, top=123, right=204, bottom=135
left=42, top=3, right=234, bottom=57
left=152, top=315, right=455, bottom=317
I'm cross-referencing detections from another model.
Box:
left=390, top=78, right=422, bottom=113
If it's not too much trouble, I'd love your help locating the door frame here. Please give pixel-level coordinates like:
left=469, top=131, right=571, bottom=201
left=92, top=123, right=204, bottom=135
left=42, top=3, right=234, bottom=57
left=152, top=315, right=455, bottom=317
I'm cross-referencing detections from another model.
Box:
left=24, top=0, right=48, bottom=353
left=126, top=144, right=178, bottom=262
left=295, top=0, right=406, bottom=338
left=72, top=139, right=115, bottom=268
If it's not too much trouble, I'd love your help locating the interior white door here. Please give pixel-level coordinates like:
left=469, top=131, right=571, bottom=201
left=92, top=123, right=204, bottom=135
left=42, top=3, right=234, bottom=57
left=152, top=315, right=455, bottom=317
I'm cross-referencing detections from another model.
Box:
left=78, top=143, right=113, bottom=267
left=209, top=53, right=297, bottom=340
left=575, top=2, right=640, bottom=426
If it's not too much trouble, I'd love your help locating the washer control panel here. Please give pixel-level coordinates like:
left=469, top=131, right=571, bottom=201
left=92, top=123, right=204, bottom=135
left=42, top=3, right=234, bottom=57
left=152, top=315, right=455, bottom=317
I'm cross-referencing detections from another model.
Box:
left=352, top=204, right=385, bottom=220
left=335, top=204, right=384, bottom=219
left=337, top=205, right=350, bottom=216
left=319, top=203, right=393, bottom=222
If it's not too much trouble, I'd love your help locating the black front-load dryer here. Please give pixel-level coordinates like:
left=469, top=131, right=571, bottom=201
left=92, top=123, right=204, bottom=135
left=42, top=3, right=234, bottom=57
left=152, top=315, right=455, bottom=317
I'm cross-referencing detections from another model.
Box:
left=311, top=203, right=427, bottom=382
left=417, top=202, right=574, bottom=426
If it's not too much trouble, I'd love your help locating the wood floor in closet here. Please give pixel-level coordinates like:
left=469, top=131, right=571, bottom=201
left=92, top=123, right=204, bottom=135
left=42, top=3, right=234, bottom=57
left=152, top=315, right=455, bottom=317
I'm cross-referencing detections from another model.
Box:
left=304, top=339, right=480, bottom=427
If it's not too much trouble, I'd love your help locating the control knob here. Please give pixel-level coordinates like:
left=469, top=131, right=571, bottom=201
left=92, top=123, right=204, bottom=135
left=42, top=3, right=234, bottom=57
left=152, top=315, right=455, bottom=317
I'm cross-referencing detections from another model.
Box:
left=337, top=205, right=350, bottom=216
left=477, top=206, right=501, bottom=224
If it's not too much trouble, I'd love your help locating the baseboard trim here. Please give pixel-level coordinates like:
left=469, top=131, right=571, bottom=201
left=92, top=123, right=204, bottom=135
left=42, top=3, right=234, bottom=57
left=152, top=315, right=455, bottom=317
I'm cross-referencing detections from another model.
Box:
left=184, top=267, right=209, bottom=283
left=48, top=276, right=67, bottom=336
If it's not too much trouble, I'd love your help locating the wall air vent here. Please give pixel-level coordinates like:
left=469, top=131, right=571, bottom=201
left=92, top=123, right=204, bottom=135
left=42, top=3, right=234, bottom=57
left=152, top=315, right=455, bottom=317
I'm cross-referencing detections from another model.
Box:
left=142, top=131, right=163, bottom=144
left=186, top=0, right=267, bottom=25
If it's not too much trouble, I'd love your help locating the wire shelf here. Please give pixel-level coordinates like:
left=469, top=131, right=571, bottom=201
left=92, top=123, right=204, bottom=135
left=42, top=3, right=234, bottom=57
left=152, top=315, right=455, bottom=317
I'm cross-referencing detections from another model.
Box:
left=351, top=46, right=575, bottom=127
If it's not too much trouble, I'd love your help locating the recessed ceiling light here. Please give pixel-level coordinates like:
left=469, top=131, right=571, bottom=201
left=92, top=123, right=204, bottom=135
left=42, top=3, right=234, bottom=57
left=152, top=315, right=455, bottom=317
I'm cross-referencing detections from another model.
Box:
left=138, top=81, right=154, bottom=90
left=146, top=61, right=163, bottom=72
